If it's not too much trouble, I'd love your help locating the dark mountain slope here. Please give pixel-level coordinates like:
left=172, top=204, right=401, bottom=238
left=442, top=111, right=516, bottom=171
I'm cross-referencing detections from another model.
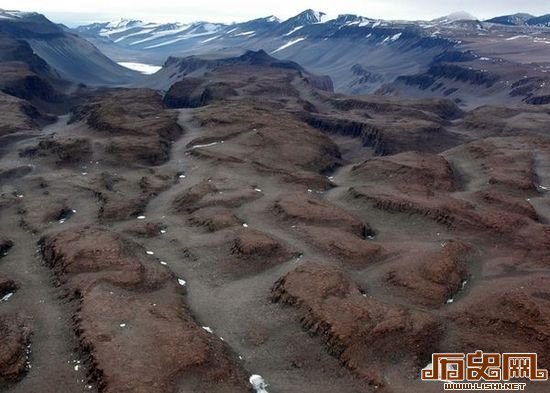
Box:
left=0, top=9, right=140, bottom=86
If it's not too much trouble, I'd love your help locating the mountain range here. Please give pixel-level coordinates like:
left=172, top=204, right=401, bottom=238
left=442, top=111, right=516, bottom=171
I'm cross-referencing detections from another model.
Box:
left=2, top=8, right=550, bottom=106
left=71, top=9, right=550, bottom=106
left=0, top=9, right=138, bottom=86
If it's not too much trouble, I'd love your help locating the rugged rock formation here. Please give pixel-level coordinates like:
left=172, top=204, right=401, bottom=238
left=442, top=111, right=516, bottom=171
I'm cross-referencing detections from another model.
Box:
left=386, top=240, right=470, bottom=306
left=0, top=238, right=14, bottom=256
left=19, top=137, right=92, bottom=164
left=351, top=151, right=457, bottom=192
left=274, top=192, right=368, bottom=237
left=272, top=262, right=441, bottom=387
left=0, top=313, right=31, bottom=384
left=41, top=227, right=248, bottom=393
left=72, top=89, right=183, bottom=166
left=449, top=277, right=550, bottom=369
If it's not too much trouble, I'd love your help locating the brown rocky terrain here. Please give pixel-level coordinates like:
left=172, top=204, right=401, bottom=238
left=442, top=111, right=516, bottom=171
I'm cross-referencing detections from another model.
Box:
left=1, top=46, right=550, bottom=393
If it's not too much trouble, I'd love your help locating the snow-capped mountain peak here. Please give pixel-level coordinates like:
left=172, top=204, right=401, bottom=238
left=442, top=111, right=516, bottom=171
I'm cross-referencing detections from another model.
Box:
left=0, top=9, right=38, bottom=20
left=265, top=15, right=280, bottom=23
left=287, top=9, right=327, bottom=25
left=106, top=18, right=143, bottom=29
left=433, top=11, right=478, bottom=24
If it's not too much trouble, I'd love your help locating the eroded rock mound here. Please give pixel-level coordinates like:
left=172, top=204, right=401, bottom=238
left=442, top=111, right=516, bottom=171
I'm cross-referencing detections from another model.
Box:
left=122, top=221, right=165, bottom=238
left=41, top=227, right=248, bottom=393
left=299, top=225, right=382, bottom=266
left=72, top=89, right=183, bottom=166
left=386, top=240, right=470, bottom=306
left=0, top=274, right=18, bottom=297
left=0, top=237, right=13, bottom=256
left=192, top=101, right=342, bottom=176
left=449, top=277, right=550, bottom=369
left=0, top=92, right=46, bottom=138
left=193, top=227, right=295, bottom=278
left=164, top=77, right=239, bottom=108
left=351, top=151, right=457, bottom=192
left=19, top=137, right=92, bottom=164
left=274, top=192, right=368, bottom=237
left=97, top=171, right=175, bottom=222
left=173, top=180, right=261, bottom=214
left=459, top=138, right=538, bottom=191
left=188, top=207, right=241, bottom=232
left=272, top=262, right=441, bottom=386
left=0, top=313, right=31, bottom=384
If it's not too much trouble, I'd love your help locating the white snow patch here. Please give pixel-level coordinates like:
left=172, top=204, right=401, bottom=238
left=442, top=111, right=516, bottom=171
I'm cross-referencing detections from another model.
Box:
left=249, top=375, right=269, bottom=393
left=254, top=188, right=262, bottom=192
left=284, top=25, right=304, bottom=36
left=271, top=37, right=306, bottom=54
left=389, top=32, right=402, bottom=41
left=137, top=215, right=146, bottom=220
left=160, top=261, right=168, bottom=265
left=235, top=31, right=256, bottom=36
left=201, top=35, right=220, bottom=43
left=119, top=323, right=126, bottom=328
left=178, top=278, right=186, bottom=286
left=202, top=326, right=213, bottom=334
left=118, top=62, right=161, bottom=74
left=0, top=10, right=35, bottom=20
left=506, top=35, right=528, bottom=41
left=242, top=223, right=249, bottom=228
left=1, top=292, right=13, bottom=302
left=146, top=251, right=154, bottom=255
left=191, top=142, right=219, bottom=149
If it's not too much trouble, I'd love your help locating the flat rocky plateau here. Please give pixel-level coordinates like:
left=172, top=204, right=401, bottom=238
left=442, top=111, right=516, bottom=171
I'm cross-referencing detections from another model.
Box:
left=1, top=60, right=550, bottom=393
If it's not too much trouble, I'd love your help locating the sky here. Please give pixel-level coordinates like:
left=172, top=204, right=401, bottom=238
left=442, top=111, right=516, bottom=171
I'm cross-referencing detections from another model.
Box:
left=1, top=0, right=549, bottom=26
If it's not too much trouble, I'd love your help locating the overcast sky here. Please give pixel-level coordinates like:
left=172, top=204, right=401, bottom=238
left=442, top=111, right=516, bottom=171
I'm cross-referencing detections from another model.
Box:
left=2, top=0, right=549, bottom=26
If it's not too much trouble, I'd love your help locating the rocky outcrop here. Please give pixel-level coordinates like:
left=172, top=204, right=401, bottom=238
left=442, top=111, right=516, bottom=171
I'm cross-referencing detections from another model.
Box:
left=41, top=227, right=248, bottom=393
left=274, top=192, right=368, bottom=237
left=450, top=277, right=550, bottom=369
left=397, top=64, right=500, bottom=89
left=0, top=274, right=18, bottom=297
left=386, top=240, right=470, bottom=306
left=188, top=207, right=241, bottom=232
left=72, top=89, right=183, bottom=166
left=173, top=181, right=261, bottom=214
left=0, top=313, right=31, bottom=384
left=299, top=225, right=382, bottom=266
left=351, top=151, right=457, bottom=192
left=272, top=262, right=441, bottom=386
left=19, top=137, right=92, bottom=164
left=526, top=95, right=550, bottom=105
left=191, top=100, right=342, bottom=174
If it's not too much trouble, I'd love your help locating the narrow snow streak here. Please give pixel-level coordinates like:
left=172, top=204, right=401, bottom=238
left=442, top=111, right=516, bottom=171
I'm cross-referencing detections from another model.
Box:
left=271, top=37, right=306, bottom=54
left=118, top=62, right=162, bottom=74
